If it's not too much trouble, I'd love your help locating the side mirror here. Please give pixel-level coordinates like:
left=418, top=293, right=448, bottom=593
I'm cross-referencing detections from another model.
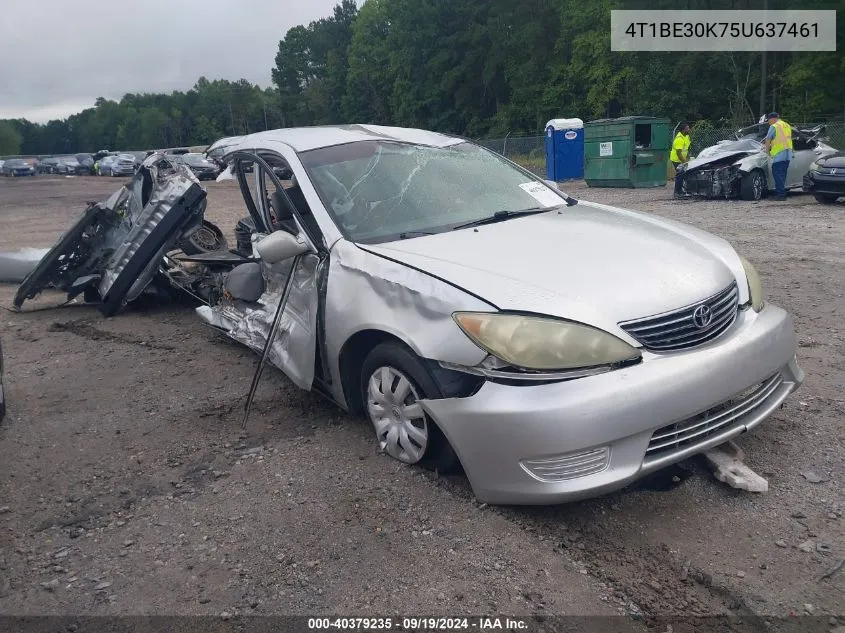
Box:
left=254, top=230, right=309, bottom=264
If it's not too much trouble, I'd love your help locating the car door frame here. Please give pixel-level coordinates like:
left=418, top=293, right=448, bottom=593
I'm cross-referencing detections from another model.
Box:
left=222, top=148, right=334, bottom=392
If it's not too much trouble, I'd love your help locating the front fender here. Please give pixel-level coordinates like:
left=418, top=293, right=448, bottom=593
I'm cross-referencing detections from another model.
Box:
left=323, top=240, right=492, bottom=406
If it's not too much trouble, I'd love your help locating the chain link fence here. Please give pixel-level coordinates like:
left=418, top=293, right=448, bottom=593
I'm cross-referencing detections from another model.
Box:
left=476, top=135, right=547, bottom=176
left=477, top=121, right=845, bottom=174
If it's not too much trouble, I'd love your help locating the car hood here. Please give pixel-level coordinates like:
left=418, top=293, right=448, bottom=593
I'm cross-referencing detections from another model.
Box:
left=686, top=139, right=765, bottom=172
left=816, top=151, right=845, bottom=169
left=361, top=200, right=746, bottom=340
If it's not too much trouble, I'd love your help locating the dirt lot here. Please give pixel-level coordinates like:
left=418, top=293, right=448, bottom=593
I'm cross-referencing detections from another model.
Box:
left=0, top=174, right=843, bottom=622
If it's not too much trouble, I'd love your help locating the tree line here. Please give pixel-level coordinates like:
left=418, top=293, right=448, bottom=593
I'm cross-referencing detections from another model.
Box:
left=1, top=0, right=843, bottom=156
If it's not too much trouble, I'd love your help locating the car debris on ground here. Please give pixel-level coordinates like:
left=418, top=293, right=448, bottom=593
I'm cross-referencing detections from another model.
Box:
left=703, top=440, right=768, bottom=493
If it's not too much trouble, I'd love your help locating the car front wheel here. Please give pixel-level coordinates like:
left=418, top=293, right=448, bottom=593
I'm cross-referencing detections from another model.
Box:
left=360, top=342, right=459, bottom=473
left=814, top=193, right=839, bottom=204
left=739, top=169, right=765, bottom=201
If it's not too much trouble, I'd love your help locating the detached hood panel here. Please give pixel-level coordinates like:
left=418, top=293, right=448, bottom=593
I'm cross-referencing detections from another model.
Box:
left=362, top=201, right=741, bottom=339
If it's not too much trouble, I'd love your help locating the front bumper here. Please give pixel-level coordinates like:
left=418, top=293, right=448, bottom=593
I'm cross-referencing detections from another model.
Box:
left=803, top=171, right=845, bottom=196
left=421, top=304, right=802, bottom=505
left=681, top=165, right=740, bottom=198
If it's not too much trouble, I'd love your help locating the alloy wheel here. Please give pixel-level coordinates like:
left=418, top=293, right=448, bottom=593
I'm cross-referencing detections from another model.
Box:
left=753, top=173, right=763, bottom=200
left=366, top=366, right=428, bottom=464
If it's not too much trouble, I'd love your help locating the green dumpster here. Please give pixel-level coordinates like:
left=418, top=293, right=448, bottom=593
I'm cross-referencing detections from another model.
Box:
left=584, top=116, right=671, bottom=188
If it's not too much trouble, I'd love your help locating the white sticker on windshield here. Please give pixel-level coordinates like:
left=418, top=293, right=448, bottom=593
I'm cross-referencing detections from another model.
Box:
left=519, top=181, right=565, bottom=207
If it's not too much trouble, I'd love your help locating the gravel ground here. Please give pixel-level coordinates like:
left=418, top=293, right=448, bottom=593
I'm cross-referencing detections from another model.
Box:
left=0, top=174, right=842, bottom=621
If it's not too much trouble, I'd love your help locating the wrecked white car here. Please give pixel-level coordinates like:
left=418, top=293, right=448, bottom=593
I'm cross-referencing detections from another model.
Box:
left=13, top=126, right=803, bottom=505
left=678, top=122, right=837, bottom=200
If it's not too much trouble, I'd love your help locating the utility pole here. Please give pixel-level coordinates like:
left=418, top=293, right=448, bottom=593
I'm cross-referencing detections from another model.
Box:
left=760, top=0, right=768, bottom=119
left=228, top=102, right=235, bottom=136
left=263, top=102, right=268, bottom=130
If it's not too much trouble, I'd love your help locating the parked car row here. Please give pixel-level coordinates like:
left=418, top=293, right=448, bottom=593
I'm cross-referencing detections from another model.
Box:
left=0, top=151, right=142, bottom=177
left=34, top=154, right=93, bottom=175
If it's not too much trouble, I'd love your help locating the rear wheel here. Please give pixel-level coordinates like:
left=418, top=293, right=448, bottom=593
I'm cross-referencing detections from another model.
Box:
left=360, top=342, right=459, bottom=473
left=814, top=193, right=839, bottom=204
left=739, top=169, right=765, bottom=201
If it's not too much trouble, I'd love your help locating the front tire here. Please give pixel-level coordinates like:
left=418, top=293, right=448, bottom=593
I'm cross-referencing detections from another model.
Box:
left=360, top=342, right=459, bottom=473
left=739, top=169, right=765, bottom=201
left=814, top=193, right=839, bottom=204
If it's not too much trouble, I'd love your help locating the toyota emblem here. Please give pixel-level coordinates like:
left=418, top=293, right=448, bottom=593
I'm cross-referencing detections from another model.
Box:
left=692, top=304, right=713, bottom=329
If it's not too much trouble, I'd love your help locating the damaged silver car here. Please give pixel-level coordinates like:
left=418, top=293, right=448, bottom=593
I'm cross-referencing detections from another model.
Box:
left=678, top=122, right=837, bottom=200
left=14, top=126, right=804, bottom=505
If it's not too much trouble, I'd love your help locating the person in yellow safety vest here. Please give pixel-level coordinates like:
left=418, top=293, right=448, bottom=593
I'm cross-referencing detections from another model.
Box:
left=762, top=112, right=792, bottom=201
left=670, top=122, right=692, bottom=199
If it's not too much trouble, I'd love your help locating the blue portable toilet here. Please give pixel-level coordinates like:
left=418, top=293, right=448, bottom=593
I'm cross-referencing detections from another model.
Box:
left=544, top=118, right=584, bottom=181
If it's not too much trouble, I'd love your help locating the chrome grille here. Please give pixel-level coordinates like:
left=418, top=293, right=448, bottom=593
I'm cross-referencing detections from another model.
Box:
left=619, top=281, right=739, bottom=351
left=645, top=373, right=783, bottom=458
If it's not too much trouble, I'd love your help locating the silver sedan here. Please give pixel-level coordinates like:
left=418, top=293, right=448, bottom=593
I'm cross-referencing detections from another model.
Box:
left=15, top=126, right=804, bottom=505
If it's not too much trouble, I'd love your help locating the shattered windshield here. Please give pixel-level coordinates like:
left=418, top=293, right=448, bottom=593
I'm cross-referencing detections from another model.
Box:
left=299, top=141, right=565, bottom=244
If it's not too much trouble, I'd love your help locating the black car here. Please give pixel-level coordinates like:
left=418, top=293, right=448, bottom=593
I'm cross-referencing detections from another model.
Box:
left=37, top=157, right=61, bottom=174
left=166, top=153, right=220, bottom=181
left=55, top=158, right=83, bottom=175
left=803, top=151, right=845, bottom=204
left=2, top=159, right=36, bottom=177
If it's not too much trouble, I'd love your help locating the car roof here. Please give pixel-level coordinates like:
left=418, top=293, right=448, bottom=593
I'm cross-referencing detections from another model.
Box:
left=214, top=124, right=464, bottom=153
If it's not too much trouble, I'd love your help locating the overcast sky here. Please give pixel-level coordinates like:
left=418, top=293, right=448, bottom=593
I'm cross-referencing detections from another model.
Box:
left=0, top=0, right=339, bottom=123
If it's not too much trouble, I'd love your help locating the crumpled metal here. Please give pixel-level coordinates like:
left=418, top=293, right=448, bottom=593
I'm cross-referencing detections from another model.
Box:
left=98, top=155, right=202, bottom=301
left=197, top=253, right=319, bottom=390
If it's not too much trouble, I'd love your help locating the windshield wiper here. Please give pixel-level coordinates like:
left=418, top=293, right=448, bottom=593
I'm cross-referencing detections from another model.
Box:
left=398, top=230, right=436, bottom=239
left=451, top=206, right=556, bottom=231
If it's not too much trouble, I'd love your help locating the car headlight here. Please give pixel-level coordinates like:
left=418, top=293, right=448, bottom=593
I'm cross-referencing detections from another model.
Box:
left=809, top=160, right=820, bottom=172
left=738, top=255, right=764, bottom=312
left=453, top=312, right=641, bottom=371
